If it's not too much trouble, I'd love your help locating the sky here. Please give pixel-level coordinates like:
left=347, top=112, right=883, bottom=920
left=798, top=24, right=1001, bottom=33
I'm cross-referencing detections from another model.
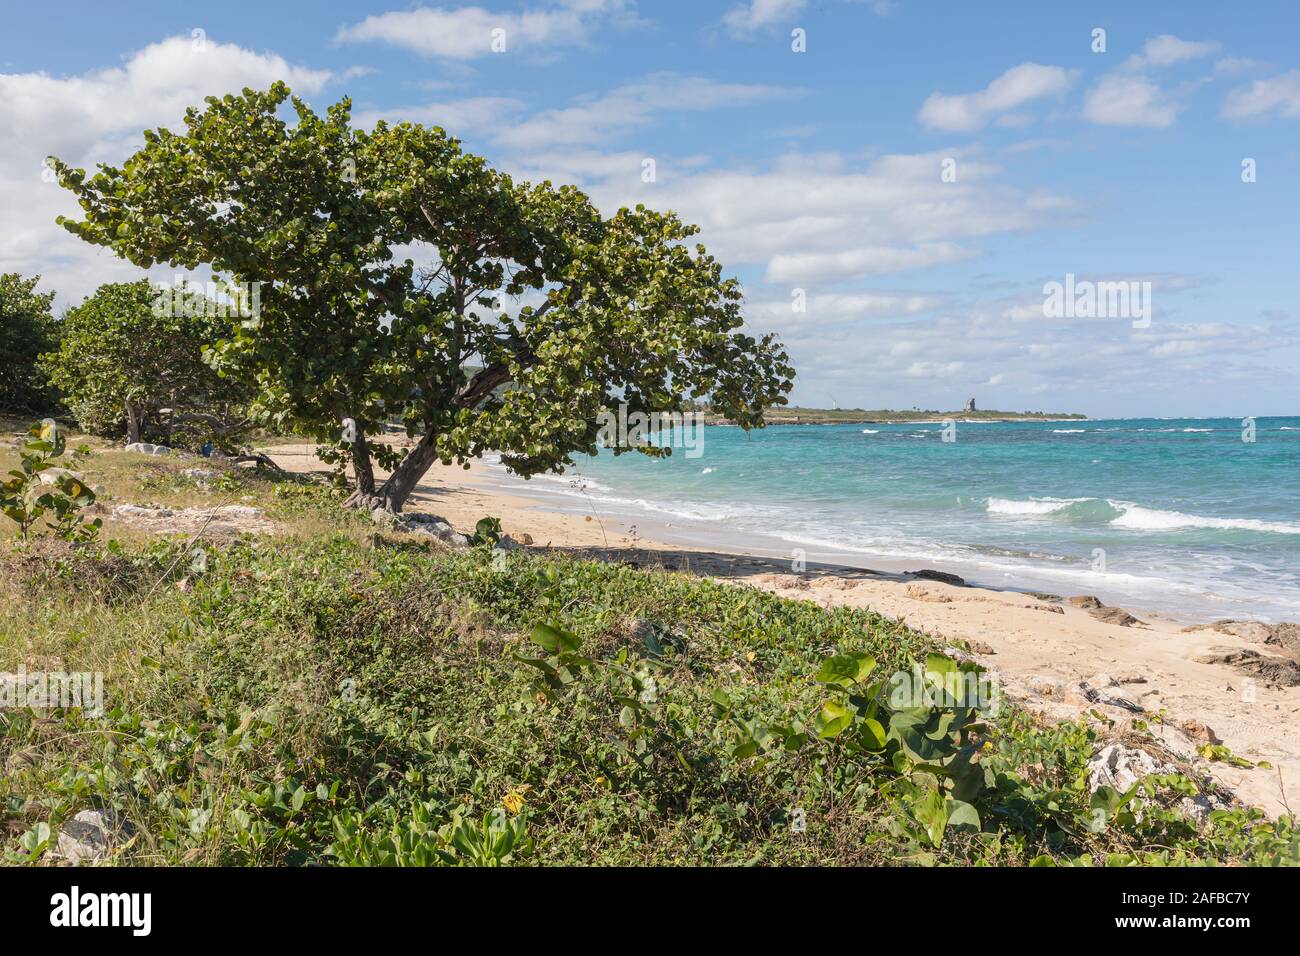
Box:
left=2, top=0, right=1298, bottom=417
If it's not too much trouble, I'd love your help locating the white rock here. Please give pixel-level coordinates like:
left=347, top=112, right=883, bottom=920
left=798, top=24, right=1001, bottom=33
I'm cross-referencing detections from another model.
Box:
left=1087, top=744, right=1171, bottom=793
left=395, top=511, right=469, bottom=546
left=114, top=504, right=174, bottom=519
left=124, top=442, right=171, bottom=455
left=38, top=467, right=85, bottom=485
left=216, top=505, right=263, bottom=517
left=56, top=808, right=134, bottom=864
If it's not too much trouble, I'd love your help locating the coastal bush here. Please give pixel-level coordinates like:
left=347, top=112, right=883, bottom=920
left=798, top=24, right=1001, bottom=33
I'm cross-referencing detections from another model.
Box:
left=1, top=421, right=100, bottom=542
left=1, top=506, right=1296, bottom=866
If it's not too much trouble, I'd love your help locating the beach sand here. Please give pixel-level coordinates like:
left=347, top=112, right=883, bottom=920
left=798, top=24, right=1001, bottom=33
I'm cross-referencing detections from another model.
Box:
left=267, top=442, right=1300, bottom=818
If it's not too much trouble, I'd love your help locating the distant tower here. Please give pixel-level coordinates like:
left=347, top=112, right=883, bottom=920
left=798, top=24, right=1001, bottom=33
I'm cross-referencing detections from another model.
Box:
left=964, top=397, right=976, bottom=412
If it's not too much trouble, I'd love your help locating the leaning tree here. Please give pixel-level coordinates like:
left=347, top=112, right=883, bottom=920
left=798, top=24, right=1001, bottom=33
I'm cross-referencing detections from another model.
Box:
left=50, top=84, right=792, bottom=512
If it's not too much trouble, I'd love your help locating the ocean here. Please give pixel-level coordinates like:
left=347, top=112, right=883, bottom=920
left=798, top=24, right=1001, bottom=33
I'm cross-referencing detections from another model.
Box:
left=480, top=417, right=1300, bottom=623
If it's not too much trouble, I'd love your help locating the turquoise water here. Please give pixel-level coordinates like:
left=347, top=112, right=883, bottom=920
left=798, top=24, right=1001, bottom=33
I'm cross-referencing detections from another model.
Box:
left=487, top=417, right=1300, bottom=622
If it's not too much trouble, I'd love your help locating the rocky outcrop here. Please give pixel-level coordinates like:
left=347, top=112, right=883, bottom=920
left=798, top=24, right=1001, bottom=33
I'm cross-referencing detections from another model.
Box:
left=112, top=503, right=273, bottom=535
left=55, top=808, right=135, bottom=864
left=124, top=442, right=171, bottom=455
left=372, top=509, right=470, bottom=547
left=1089, top=606, right=1142, bottom=627
left=910, top=569, right=965, bottom=586
left=1196, top=647, right=1300, bottom=687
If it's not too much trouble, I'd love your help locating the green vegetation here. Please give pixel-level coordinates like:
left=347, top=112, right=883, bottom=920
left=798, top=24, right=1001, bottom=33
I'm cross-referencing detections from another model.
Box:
left=2, top=437, right=1294, bottom=866
left=40, top=280, right=250, bottom=447
left=0, top=421, right=100, bottom=542
left=0, top=273, right=60, bottom=415
left=50, top=83, right=792, bottom=513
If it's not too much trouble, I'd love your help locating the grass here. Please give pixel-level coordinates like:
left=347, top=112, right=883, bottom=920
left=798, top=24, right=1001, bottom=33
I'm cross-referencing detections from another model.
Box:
left=1, top=431, right=1297, bottom=866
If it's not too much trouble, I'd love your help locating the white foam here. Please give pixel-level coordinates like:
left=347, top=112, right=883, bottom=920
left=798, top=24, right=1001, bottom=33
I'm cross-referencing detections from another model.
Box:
left=1107, top=501, right=1300, bottom=534
left=1053, top=429, right=1086, bottom=434
left=986, top=496, right=1091, bottom=516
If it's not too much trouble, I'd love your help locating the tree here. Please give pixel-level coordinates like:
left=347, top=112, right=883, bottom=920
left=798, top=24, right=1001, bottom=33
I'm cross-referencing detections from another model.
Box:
left=50, top=84, right=793, bottom=511
left=40, top=280, right=249, bottom=446
left=0, top=273, right=59, bottom=414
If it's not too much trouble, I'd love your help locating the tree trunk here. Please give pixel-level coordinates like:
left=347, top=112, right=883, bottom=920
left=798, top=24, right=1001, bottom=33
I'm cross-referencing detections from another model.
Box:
left=377, top=433, right=440, bottom=513
left=125, top=400, right=143, bottom=444
left=341, top=428, right=379, bottom=509
left=344, top=431, right=439, bottom=513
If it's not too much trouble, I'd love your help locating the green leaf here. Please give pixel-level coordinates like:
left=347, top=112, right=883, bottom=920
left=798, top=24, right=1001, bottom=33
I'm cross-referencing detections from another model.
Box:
left=529, top=623, right=580, bottom=654
left=814, top=700, right=854, bottom=739
left=814, top=652, right=877, bottom=688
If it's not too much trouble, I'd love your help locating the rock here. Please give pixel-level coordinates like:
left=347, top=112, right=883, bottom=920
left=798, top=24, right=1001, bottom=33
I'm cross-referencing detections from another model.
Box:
left=55, top=808, right=135, bottom=864
left=1184, top=619, right=1300, bottom=655
left=114, top=504, right=175, bottom=519
left=1033, top=603, right=1065, bottom=614
left=494, top=534, right=524, bottom=551
left=1067, top=595, right=1103, bottom=609
left=1179, top=719, right=1220, bottom=744
left=1177, top=789, right=1236, bottom=826
left=905, top=583, right=952, bottom=603
left=1196, top=647, right=1300, bottom=687
left=112, top=502, right=272, bottom=535
left=1089, top=606, right=1141, bottom=627
left=37, top=467, right=85, bottom=485
left=517, top=532, right=534, bottom=546
left=396, top=512, right=470, bottom=547
left=1077, top=681, right=1145, bottom=713
left=183, top=467, right=219, bottom=480
left=1029, top=591, right=1063, bottom=602
left=370, top=508, right=402, bottom=531
left=910, top=569, right=965, bottom=586
left=216, top=505, right=262, bottom=518
left=1087, top=744, right=1171, bottom=793
left=967, top=640, right=996, bottom=655
left=124, top=442, right=171, bottom=455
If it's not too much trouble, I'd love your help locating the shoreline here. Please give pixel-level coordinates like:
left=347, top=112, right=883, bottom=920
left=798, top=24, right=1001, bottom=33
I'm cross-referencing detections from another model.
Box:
left=265, top=444, right=1300, bottom=818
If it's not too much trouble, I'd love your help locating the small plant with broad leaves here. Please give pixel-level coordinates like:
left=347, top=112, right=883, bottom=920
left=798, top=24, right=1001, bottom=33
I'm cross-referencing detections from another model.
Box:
left=721, top=651, right=994, bottom=849
left=327, top=804, right=531, bottom=867
left=1, top=421, right=101, bottom=542
left=471, top=515, right=503, bottom=547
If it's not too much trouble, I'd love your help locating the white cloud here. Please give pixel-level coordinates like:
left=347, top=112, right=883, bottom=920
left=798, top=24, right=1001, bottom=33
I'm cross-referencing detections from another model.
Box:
left=492, top=74, right=791, bottom=149
left=1083, top=73, right=1179, bottom=128
left=353, top=96, right=526, bottom=133
left=744, top=291, right=947, bottom=331
left=507, top=148, right=1077, bottom=286
left=1083, top=35, right=1217, bottom=129
left=722, top=0, right=891, bottom=37
left=1129, top=35, right=1218, bottom=69
left=0, top=36, right=334, bottom=306
left=336, top=1, right=634, bottom=60
left=918, top=63, right=1074, bottom=132
left=723, top=0, right=808, bottom=35
left=1222, top=70, right=1300, bottom=120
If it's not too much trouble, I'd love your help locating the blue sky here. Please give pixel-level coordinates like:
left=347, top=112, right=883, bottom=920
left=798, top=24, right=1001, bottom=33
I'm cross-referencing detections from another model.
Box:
left=3, top=0, right=1298, bottom=416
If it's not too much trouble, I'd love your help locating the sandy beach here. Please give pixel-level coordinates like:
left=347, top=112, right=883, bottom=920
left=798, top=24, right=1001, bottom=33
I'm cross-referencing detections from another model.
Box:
left=264, top=442, right=1300, bottom=818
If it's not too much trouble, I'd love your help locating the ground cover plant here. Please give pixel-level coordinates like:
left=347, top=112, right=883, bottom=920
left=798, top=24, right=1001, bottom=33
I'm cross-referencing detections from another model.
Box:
left=2, top=433, right=1297, bottom=867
